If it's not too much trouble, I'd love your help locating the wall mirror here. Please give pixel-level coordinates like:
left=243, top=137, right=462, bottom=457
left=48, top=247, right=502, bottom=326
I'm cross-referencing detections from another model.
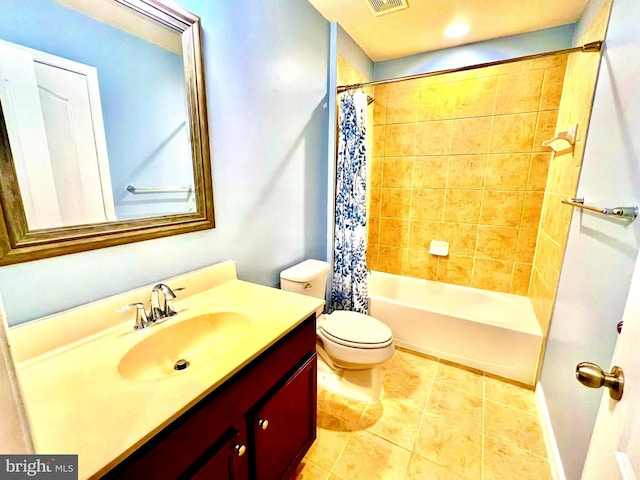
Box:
left=0, top=0, right=214, bottom=265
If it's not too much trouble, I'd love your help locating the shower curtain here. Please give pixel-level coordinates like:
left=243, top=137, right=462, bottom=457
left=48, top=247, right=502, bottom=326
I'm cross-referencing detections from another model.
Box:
left=330, top=91, right=369, bottom=314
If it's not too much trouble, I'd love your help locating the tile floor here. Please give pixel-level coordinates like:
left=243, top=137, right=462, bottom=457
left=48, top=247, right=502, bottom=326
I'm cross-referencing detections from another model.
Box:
left=293, top=348, right=552, bottom=480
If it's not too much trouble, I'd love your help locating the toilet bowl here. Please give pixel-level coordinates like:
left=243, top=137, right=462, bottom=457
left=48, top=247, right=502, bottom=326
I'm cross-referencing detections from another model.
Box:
left=280, top=260, right=394, bottom=402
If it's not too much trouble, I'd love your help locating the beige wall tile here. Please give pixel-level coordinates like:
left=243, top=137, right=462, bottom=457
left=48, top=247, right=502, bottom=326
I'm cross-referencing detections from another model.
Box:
left=472, top=258, right=513, bottom=293
left=385, top=124, right=416, bottom=156
left=373, top=88, right=387, bottom=126
left=409, top=220, right=443, bottom=249
left=449, top=117, right=492, bottom=155
left=529, top=269, right=555, bottom=331
left=402, top=249, right=438, bottom=280
left=515, top=228, right=538, bottom=263
left=380, top=218, right=411, bottom=247
left=411, top=189, right=445, bottom=221
left=447, top=155, right=487, bottom=189
left=521, top=192, right=544, bottom=228
left=370, top=188, right=382, bottom=217
left=383, top=157, right=414, bottom=188
left=540, top=65, right=567, bottom=110
left=536, top=232, right=563, bottom=293
left=541, top=193, right=572, bottom=247
left=367, top=244, right=379, bottom=270
left=441, top=223, right=478, bottom=257
left=533, top=110, right=559, bottom=153
left=415, top=121, right=452, bottom=155
left=490, top=113, right=537, bottom=153
left=381, top=188, right=412, bottom=218
left=368, top=217, right=381, bottom=245
left=479, top=191, right=525, bottom=227
left=444, top=190, right=482, bottom=223
left=437, top=255, right=473, bottom=286
left=370, top=157, right=383, bottom=188
left=478, top=62, right=522, bottom=77
left=527, top=153, right=552, bottom=191
left=413, top=156, right=448, bottom=189
left=476, top=226, right=519, bottom=261
left=494, top=70, right=544, bottom=115
left=387, top=88, right=420, bottom=124
left=453, top=77, right=497, bottom=118
left=511, top=263, right=533, bottom=295
left=372, top=125, right=386, bottom=156
left=485, top=153, right=530, bottom=191
left=378, top=246, right=405, bottom=274
left=418, top=84, right=455, bottom=121
left=521, top=54, right=568, bottom=71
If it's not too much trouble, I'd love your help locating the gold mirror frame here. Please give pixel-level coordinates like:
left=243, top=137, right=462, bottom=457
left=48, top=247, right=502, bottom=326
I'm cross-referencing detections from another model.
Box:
left=0, top=0, right=214, bottom=266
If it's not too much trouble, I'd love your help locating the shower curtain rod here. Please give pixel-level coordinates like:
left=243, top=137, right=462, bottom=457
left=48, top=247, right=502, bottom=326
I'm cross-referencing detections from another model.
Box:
left=336, top=40, right=602, bottom=94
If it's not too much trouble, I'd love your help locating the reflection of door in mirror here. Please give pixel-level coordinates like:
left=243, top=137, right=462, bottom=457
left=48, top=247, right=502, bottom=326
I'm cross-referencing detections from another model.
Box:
left=0, top=40, right=115, bottom=230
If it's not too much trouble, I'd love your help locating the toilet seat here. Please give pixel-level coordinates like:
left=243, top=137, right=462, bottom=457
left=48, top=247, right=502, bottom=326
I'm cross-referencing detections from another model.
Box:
left=319, top=311, right=393, bottom=349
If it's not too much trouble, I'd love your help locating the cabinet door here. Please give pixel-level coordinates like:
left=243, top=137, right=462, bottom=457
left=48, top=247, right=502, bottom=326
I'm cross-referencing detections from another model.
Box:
left=252, top=354, right=317, bottom=480
left=189, top=427, right=250, bottom=480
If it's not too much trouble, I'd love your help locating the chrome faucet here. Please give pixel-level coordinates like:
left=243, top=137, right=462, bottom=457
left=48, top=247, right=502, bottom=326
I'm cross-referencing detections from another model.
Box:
left=149, top=283, right=182, bottom=321
left=118, top=284, right=184, bottom=330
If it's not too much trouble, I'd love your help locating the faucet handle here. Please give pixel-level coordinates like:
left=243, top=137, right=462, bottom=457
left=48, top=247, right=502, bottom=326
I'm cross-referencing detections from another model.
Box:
left=118, top=302, right=151, bottom=330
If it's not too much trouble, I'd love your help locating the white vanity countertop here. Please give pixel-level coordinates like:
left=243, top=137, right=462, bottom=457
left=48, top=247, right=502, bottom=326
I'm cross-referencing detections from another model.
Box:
left=9, top=262, right=323, bottom=479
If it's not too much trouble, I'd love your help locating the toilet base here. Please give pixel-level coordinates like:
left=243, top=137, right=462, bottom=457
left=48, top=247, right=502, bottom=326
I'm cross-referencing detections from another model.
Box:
left=316, top=355, right=384, bottom=403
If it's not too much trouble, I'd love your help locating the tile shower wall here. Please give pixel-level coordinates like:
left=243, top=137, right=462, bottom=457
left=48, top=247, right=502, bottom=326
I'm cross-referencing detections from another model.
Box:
left=367, top=56, right=568, bottom=294
left=530, top=2, right=611, bottom=333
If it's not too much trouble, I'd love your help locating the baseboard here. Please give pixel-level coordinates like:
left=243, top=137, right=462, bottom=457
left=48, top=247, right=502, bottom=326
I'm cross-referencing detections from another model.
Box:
left=536, top=382, right=567, bottom=480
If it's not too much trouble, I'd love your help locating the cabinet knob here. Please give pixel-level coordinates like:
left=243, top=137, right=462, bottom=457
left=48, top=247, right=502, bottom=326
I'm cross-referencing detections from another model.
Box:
left=258, top=419, right=269, bottom=430
left=234, top=444, right=247, bottom=457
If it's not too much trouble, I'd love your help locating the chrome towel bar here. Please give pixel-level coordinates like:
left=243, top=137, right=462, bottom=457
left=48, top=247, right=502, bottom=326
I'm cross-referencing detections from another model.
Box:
left=126, top=185, right=193, bottom=194
left=562, top=197, right=638, bottom=220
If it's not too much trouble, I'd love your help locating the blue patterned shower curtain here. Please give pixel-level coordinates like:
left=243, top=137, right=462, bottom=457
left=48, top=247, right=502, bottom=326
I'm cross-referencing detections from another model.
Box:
left=330, top=91, right=369, bottom=314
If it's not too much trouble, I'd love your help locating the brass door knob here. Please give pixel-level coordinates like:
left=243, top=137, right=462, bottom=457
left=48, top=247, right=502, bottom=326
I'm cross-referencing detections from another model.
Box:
left=258, top=419, right=269, bottom=430
left=576, top=362, right=624, bottom=400
left=234, top=444, right=246, bottom=457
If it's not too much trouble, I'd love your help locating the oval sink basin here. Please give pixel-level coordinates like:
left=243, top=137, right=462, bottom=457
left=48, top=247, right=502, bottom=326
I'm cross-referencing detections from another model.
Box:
left=118, top=312, right=250, bottom=381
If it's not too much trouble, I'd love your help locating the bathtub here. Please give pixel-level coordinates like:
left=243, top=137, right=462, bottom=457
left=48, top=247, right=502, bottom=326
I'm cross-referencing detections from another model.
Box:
left=368, top=271, right=542, bottom=385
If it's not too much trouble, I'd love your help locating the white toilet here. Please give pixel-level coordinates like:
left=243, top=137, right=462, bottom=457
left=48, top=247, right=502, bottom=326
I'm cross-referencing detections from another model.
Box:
left=280, top=259, right=394, bottom=402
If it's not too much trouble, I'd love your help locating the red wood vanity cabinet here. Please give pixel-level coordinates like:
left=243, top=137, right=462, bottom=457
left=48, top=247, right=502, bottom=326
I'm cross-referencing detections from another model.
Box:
left=103, top=314, right=317, bottom=480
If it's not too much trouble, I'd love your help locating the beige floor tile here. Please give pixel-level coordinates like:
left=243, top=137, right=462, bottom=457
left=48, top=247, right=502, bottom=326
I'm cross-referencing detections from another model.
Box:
left=484, top=436, right=552, bottom=480
left=484, top=399, right=547, bottom=457
left=305, top=410, right=358, bottom=472
left=332, top=430, right=411, bottom=480
left=427, top=382, right=483, bottom=420
left=413, top=412, right=482, bottom=479
left=484, top=376, right=537, bottom=414
left=406, top=453, right=468, bottom=479
left=434, top=361, right=484, bottom=396
left=359, top=397, right=422, bottom=449
left=291, top=460, right=331, bottom=480
left=317, top=388, right=368, bottom=425
left=382, top=350, right=437, bottom=410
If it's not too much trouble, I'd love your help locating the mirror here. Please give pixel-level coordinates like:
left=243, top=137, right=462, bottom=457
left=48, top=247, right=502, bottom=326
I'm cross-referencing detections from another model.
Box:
left=0, top=0, right=214, bottom=265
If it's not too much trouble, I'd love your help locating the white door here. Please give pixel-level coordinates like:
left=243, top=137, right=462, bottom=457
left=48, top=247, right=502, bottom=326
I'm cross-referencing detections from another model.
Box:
left=0, top=40, right=115, bottom=229
left=582, top=247, right=640, bottom=479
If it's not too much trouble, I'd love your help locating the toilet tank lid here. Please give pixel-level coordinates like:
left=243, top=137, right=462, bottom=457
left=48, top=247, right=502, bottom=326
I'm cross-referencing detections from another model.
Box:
left=280, top=259, right=330, bottom=282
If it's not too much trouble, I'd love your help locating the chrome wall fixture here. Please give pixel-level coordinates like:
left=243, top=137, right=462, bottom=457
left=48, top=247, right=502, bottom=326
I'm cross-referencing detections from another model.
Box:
left=562, top=197, right=639, bottom=221
left=126, top=185, right=193, bottom=194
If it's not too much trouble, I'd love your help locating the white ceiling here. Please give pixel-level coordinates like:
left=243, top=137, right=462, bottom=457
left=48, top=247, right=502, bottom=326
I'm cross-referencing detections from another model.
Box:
left=307, top=0, right=588, bottom=62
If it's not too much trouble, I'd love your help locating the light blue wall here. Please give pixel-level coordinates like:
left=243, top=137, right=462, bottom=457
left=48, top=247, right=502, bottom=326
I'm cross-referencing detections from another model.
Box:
left=373, top=24, right=576, bottom=80
left=0, top=0, right=330, bottom=326
left=540, top=1, right=640, bottom=478
left=0, top=0, right=192, bottom=219
left=337, top=24, right=374, bottom=81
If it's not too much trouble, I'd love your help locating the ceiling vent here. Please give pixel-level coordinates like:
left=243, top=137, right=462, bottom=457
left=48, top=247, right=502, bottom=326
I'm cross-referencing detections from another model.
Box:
left=365, top=0, right=409, bottom=17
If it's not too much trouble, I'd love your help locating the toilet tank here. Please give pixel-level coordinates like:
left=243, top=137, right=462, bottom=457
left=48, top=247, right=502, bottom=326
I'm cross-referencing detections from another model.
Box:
left=280, top=260, right=330, bottom=316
